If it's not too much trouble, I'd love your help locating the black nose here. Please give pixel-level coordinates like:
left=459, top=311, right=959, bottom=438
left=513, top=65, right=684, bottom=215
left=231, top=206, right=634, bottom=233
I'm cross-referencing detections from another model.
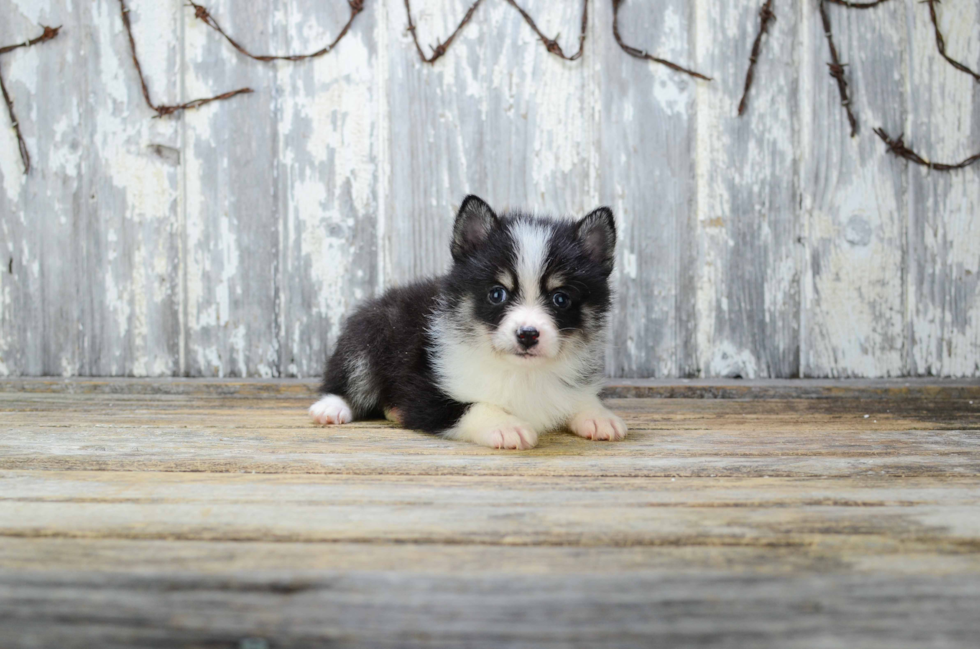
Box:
left=516, top=326, right=540, bottom=349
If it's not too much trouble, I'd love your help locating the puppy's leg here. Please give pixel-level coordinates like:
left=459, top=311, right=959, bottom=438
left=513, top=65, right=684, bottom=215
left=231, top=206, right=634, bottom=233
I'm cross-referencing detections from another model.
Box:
left=309, top=394, right=354, bottom=425
left=446, top=403, right=538, bottom=450
left=384, top=407, right=403, bottom=426
left=568, top=396, right=627, bottom=441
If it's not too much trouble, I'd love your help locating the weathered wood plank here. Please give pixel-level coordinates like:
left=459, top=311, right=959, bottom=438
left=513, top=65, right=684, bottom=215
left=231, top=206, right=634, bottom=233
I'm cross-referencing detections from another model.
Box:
left=906, top=0, right=980, bottom=377
left=1, top=1, right=978, bottom=380
left=2, top=471, right=979, bottom=546
left=383, top=0, right=487, bottom=281
left=597, top=0, right=697, bottom=378
left=4, top=537, right=979, bottom=576
left=384, top=0, right=596, bottom=284
left=1, top=570, right=978, bottom=648
left=800, top=1, right=909, bottom=377
left=3, top=377, right=979, bottom=399
left=694, top=0, right=800, bottom=378
left=276, top=0, right=380, bottom=378
left=0, top=0, right=182, bottom=377
left=1, top=393, right=978, bottom=477
left=482, top=0, right=594, bottom=214
left=181, top=0, right=279, bottom=377
left=1, top=381, right=979, bottom=647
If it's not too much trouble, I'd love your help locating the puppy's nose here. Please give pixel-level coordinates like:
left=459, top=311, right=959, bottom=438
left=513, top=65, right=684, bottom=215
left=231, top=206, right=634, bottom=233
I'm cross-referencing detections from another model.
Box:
left=516, top=326, right=540, bottom=349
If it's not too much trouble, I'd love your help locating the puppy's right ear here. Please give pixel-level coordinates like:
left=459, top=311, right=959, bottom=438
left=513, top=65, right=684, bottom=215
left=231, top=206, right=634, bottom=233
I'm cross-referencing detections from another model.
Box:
left=451, top=195, right=499, bottom=261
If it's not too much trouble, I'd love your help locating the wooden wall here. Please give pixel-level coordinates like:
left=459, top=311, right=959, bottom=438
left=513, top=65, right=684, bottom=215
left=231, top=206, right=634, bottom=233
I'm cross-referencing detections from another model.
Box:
left=1, top=0, right=978, bottom=378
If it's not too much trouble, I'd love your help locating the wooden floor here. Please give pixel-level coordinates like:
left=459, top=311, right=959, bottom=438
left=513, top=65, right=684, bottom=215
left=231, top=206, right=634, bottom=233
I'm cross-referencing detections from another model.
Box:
left=1, top=379, right=979, bottom=648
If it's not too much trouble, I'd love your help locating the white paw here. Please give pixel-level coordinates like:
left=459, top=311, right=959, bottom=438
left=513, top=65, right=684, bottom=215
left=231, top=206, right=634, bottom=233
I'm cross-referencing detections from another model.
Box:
left=479, top=422, right=538, bottom=450
left=569, top=410, right=627, bottom=441
left=309, top=395, right=353, bottom=426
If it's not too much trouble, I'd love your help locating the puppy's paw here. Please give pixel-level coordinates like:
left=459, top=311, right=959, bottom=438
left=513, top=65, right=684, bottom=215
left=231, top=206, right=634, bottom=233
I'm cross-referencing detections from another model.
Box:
left=479, top=422, right=538, bottom=450
left=309, top=395, right=353, bottom=426
left=384, top=407, right=404, bottom=426
left=569, top=409, right=627, bottom=441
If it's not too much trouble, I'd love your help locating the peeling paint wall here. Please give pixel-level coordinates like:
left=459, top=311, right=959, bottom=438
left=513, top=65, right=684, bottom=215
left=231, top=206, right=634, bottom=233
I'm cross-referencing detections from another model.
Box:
left=1, top=0, right=977, bottom=378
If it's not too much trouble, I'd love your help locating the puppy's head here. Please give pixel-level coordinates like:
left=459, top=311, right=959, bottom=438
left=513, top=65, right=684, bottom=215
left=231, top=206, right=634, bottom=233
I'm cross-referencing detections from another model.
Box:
left=444, top=195, right=615, bottom=364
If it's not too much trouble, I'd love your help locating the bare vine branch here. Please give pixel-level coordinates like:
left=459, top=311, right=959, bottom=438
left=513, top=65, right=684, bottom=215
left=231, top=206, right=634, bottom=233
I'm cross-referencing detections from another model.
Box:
left=818, top=0, right=858, bottom=137
left=0, top=25, right=61, bottom=174
left=875, top=128, right=980, bottom=172
left=504, top=0, right=589, bottom=61
left=924, top=0, right=980, bottom=82
left=824, top=0, right=892, bottom=9
left=0, top=24, right=61, bottom=55
left=404, top=0, right=483, bottom=64
left=738, top=0, right=775, bottom=116
left=118, top=0, right=251, bottom=117
left=188, top=0, right=365, bottom=63
left=612, top=0, right=711, bottom=80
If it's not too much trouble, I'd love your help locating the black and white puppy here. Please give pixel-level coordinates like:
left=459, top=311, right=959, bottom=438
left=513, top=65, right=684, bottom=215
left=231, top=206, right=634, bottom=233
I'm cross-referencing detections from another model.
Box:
left=309, top=195, right=627, bottom=450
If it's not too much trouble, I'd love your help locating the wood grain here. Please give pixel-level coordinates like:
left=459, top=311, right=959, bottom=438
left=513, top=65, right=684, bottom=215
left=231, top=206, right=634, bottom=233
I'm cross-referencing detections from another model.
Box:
left=0, top=1, right=182, bottom=376
left=906, top=0, right=980, bottom=376
left=275, top=0, right=380, bottom=377
left=1, top=2, right=979, bottom=378
left=694, top=0, right=800, bottom=378
left=801, top=1, right=909, bottom=377
left=2, top=570, right=978, bottom=649
left=1, top=380, right=979, bottom=646
left=181, top=0, right=280, bottom=378
left=597, top=0, right=697, bottom=378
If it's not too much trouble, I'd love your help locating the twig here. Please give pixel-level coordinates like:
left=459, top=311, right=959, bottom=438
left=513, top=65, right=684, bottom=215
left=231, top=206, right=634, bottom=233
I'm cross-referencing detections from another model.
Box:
left=188, top=0, right=365, bottom=62
left=611, top=0, right=711, bottom=81
left=404, top=0, right=483, bottom=64
left=504, top=0, right=589, bottom=61
left=118, top=0, right=251, bottom=117
left=875, top=127, right=980, bottom=171
left=924, top=0, right=980, bottom=82
left=0, top=24, right=61, bottom=55
left=818, top=0, right=858, bottom=137
left=0, top=68, right=29, bottom=174
left=738, top=0, right=775, bottom=116
left=0, top=25, right=61, bottom=174
left=824, top=0, right=892, bottom=8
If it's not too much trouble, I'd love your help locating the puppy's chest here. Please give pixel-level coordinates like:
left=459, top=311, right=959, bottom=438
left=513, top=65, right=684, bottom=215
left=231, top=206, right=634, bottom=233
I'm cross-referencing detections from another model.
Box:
left=439, top=355, right=588, bottom=429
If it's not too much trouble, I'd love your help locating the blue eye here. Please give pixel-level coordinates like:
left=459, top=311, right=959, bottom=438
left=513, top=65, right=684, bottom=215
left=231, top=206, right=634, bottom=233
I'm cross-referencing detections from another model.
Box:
left=552, top=291, right=571, bottom=309
left=488, top=286, right=508, bottom=304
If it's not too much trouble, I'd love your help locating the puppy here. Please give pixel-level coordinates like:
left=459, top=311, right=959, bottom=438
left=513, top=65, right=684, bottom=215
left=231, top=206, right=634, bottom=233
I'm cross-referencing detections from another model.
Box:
left=309, top=195, right=627, bottom=449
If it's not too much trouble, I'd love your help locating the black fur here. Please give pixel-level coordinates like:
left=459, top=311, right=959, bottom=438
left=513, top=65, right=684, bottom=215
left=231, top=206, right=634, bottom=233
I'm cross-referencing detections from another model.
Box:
left=318, top=279, right=467, bottom=434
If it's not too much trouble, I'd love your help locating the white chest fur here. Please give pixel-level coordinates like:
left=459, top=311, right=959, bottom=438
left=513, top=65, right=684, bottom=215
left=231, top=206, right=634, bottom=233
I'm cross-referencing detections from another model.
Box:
left=432, top=334, right=601, bottom=432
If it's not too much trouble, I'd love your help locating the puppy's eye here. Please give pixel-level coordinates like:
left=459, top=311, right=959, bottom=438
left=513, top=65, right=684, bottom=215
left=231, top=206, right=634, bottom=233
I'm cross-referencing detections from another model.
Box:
left=488, top=286, right=508, bottom=305
left=552, top=291, right=571, bottom=309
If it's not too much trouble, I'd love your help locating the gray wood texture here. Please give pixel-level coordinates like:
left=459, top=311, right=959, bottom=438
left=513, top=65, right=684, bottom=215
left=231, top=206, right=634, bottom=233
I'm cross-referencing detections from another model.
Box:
left=1, top=380, right=980, bottom=647
left=1, top=0, right=978, bottom=378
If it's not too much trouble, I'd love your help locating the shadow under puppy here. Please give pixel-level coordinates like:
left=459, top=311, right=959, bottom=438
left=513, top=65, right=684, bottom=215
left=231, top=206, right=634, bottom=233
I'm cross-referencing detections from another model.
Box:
left=310, top=195, right=627, bottom=449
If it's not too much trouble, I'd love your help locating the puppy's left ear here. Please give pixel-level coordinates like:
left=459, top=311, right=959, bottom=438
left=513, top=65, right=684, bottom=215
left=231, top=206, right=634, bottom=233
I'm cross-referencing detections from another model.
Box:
left=576, top=207, right=616, bottom=275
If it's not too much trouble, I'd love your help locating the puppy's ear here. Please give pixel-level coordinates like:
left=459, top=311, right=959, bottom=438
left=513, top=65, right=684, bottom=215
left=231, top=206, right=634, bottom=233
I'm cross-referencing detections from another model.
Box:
left=452, top=195, right=499, bottom=261
left=576, top=207, right=616, bottom=275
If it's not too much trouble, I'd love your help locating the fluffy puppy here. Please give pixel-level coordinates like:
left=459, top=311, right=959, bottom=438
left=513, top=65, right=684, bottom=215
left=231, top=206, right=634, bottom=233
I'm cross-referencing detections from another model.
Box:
left=309, top=195, right=626, bottom=449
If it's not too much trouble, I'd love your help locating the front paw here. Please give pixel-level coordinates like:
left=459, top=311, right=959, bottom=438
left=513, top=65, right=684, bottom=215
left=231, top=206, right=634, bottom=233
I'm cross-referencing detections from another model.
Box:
left=569, top=409, right=627, bottom=441
left=481, top=422, right=538, bottom=450
left=309, top=395, right=353, bottom=425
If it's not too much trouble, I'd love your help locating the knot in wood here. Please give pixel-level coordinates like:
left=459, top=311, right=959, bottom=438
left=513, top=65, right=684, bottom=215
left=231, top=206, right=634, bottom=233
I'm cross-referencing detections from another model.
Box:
left=41, top=26, right=61, bottom=41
